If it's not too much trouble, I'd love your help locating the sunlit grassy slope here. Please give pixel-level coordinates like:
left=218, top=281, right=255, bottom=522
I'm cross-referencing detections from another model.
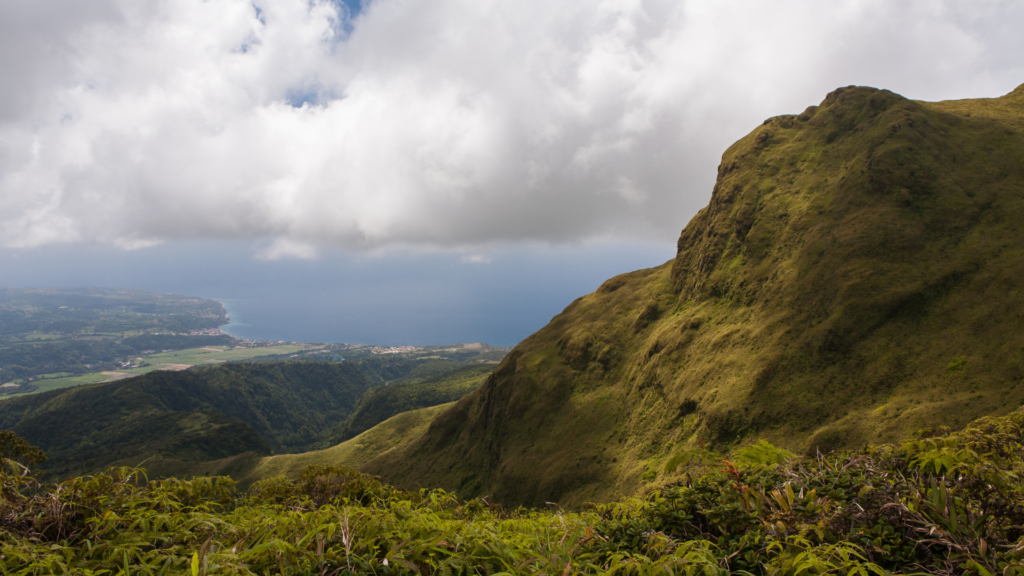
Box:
left=365, top=83, right=1024, bottom=507
left=141, top=403, right=451, bottom=488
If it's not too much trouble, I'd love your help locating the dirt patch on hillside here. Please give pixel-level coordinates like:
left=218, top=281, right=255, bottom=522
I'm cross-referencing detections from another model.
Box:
left=153, top=364, right=192, bottom=371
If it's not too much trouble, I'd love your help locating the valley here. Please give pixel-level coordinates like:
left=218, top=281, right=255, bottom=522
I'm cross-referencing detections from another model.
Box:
left=0, top=347, right=503, bottom=481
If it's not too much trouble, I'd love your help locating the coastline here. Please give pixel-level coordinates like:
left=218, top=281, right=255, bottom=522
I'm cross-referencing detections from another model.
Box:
left=212, top=297, right=250, bottom=338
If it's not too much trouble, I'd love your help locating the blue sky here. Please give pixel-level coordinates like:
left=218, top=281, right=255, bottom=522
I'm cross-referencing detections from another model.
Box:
left=337, top=0, right=363, bottom=19
left=0, top=0, right=1022, bottom=345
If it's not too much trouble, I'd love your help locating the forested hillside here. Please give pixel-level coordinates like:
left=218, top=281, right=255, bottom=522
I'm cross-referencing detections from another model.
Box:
left=0, top=362, right=375, bottom=478
left=333, top=364, right=493, bottom=441
left=0, top=354, right=494, bottom=480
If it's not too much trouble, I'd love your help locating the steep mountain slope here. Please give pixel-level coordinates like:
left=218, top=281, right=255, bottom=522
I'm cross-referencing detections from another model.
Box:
left=366, top=84, right=1024, bottom=507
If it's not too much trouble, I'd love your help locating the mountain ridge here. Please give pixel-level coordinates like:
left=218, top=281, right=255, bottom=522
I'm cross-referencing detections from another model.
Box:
left=364, top=83, right=1024, bottom=507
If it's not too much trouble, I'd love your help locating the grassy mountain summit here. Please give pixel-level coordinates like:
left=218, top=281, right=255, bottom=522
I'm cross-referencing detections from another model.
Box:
left=366, top=84, right=1024, bottom=507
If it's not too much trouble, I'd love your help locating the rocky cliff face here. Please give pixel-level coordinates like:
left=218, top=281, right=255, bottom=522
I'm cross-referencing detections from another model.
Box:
left=365, top=84, right=1024, bottom=507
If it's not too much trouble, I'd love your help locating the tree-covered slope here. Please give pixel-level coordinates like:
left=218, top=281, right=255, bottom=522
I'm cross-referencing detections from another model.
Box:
left=158, top=402, right=456, bottom=489
left=366, top=84, right=1024, bottom=507
left=0, top=361, right=376, bottom=477
left=333, top=364, right=492, bottom=441
left=134, top=365, right=492, bottom=483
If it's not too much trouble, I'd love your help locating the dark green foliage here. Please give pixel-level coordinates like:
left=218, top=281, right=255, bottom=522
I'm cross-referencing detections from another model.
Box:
left=249, top=464, right=409, bottom=508
left=334, top=365, right=492, bottom=441
left=355, top=357, right=473, bottom=383
left=121, top=334, right=235, bottom=352
left=6, top=411, right=1024, bottom=574
left=0, top=339, right=135, bottom=381
left=0, top=465, right=239, bottom=566
left=0, top=362, right=376, bottom=478
left=0, top=356, right=496, bottom=482
left=0, top=431, right=45, bottom=468
left=591, top=410, right=1024, bottom=576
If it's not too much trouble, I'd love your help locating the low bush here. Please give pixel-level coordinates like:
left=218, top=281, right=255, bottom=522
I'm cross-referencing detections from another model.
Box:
left=4, top=410, right=1024, bottom=574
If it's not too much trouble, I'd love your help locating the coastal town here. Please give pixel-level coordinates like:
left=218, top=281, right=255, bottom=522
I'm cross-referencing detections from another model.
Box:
left=371, top=345, right=421, bottom=354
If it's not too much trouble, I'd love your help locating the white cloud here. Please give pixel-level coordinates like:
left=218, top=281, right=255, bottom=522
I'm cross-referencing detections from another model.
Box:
left=256, top=237, right=320, bottom=260
left=112, top=236, right=164, bottom=251
left=1, top=0, right=1021, bottom=255
left=461, top=254, right=492, bottom=264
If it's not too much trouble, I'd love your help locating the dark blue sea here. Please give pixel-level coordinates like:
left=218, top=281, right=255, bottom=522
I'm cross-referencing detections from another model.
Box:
left=0, top=241, right=673, bottom=347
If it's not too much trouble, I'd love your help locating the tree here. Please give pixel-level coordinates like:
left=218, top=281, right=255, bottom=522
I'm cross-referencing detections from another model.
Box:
left=0, top=430, right=46, bottom=468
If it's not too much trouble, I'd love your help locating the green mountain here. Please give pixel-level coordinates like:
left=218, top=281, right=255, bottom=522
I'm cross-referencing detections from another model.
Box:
left=167, top=402, right=454, bottom=488
left=0, top=352, right=495, bottom=480
left=0, top=362, right=376, bottom=478
left=332, top=364, right=493, bottom=441
left=365, top=84, right=1024, bottom=507
left=126, top=366, right=494, bottom=486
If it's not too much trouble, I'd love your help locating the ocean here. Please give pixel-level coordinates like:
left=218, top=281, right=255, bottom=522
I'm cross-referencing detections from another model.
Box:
left=0, top=241, right=674, bottom=347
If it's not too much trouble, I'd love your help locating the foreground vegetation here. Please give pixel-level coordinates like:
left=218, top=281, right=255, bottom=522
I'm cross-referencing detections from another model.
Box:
left=4, top=408, right=1024, bottom=575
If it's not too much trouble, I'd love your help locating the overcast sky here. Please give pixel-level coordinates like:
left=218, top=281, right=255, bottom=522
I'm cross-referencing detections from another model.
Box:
left=1, top=0, right=1021, bottom=259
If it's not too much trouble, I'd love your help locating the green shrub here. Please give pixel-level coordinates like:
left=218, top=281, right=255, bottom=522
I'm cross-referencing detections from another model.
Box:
left=732, top=440, right=797, bottom=467
left=6, top=410, right=1024, bottom=574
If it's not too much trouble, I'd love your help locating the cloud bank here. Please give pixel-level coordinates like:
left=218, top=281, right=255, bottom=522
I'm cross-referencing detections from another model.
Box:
left=1, top=0, right=1021, bottom=255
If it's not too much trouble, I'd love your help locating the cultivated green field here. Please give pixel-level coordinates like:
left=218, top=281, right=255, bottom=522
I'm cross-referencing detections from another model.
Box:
left=2, top=372, right=109, bottom=398
left=22, top=333, right=64, bottom=341
left=0, top=345, right=315, bottom=400
left=142, top=344, right=309, bottom=365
